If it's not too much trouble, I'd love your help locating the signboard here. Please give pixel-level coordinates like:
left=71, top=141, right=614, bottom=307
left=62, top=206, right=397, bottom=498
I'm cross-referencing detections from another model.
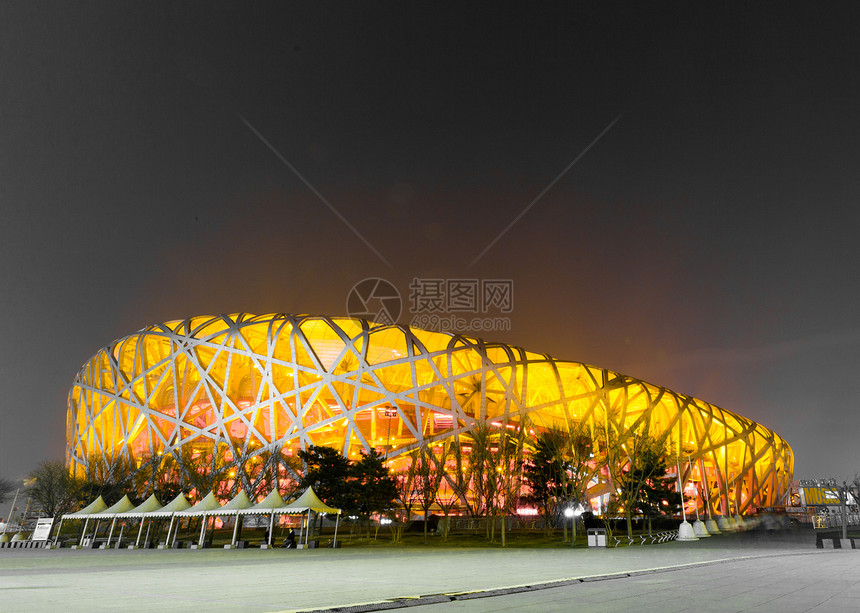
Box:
left=803, top=487, right=842, bottom=506
left=31, top=517, right=54, bottom=542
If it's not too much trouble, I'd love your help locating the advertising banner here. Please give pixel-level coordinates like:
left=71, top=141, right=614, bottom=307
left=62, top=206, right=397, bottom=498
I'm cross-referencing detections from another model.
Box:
left=802, top=487, right=842, bottom=506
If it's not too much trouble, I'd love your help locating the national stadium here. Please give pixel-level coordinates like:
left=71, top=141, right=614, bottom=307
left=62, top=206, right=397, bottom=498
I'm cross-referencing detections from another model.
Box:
left=67, top=313, right=793, bottom=514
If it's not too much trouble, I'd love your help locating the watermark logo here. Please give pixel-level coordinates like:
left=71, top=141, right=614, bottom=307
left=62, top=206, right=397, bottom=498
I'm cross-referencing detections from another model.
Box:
left=347, top=277, right=513, bottom=333
left=346, top=278, right=402, bottom=325
left=409, top=278, right=513, bottom=314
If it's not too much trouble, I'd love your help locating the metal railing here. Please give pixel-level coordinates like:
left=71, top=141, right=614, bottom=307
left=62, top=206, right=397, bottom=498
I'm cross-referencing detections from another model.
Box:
left=610, top=530, right=678, bottom=547
left=812, top=514, right=860, bottom=530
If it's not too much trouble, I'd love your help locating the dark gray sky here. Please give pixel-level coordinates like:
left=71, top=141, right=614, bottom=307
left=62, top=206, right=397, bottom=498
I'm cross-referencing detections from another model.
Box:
left=1, top=3, right=858, bottom=485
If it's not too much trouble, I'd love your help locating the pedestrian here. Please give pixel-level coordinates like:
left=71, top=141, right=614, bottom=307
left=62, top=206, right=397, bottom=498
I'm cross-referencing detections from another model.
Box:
left=284, top=527, right=296, bottom=548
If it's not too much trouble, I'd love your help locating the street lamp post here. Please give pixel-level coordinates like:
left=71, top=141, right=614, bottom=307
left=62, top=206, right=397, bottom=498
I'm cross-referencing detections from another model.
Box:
left=840, top=481, right=848, bottom=541
left=384, top=407, right=397, bottom=456
left=564, top=505, right=582, bottom=547
left=564, top=507, right=575, bottom=546
left=2, top=488, right=19, bottom=538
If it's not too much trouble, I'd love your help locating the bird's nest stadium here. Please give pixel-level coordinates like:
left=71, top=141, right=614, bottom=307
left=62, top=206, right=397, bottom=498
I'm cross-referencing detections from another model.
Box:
left=67, top=313, right=793, bottom=514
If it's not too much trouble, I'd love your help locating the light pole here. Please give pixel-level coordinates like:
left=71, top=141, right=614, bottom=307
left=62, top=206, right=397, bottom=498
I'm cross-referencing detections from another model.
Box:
left=563, top=505, right=582, bottom=546
left=840, top=481, right=848, bottom=541
left=564, top=507, right=575, bottom=546
left=2, top=488, right=19, bottom=539
left=384, top=407, right=397, bottom=456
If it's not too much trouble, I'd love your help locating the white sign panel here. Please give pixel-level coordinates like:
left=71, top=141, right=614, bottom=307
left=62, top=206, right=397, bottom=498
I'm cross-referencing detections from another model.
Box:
left=31, top=517, right=54, bottom=541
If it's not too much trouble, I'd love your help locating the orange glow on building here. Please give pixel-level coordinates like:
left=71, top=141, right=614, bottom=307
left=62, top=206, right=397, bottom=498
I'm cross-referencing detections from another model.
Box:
left=67, top=313, right=793, bottom=513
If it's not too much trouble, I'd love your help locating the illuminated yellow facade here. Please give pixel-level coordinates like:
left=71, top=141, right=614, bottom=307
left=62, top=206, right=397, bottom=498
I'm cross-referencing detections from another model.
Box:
left=68, top=313, right=793, bottom=514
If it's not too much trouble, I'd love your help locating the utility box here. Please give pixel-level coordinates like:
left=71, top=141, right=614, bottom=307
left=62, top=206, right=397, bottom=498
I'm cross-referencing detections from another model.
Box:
left=587, top=528, right=607, bottom=547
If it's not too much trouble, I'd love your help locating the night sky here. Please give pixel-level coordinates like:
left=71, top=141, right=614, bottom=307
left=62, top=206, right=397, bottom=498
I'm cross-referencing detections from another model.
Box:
left=2, top=4, right=859, bottom=488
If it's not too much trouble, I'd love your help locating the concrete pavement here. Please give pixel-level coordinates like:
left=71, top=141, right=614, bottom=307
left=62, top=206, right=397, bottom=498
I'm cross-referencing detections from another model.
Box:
left=0, top=529, right=855, bottom=612
left=401, top=551, right=860, bottom=612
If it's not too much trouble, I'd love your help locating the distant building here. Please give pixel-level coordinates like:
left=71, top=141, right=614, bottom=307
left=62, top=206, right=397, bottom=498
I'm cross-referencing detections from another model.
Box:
left=68, top=313, right=793, bottom=513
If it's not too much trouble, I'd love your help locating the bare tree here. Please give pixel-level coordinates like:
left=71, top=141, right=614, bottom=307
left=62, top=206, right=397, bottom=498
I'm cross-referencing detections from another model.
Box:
left=467, top=422, right=498, bottom=535
left=412, top=442, right=452, bottom=543
left=434, top=440, right=473, bottom=542
left=391, top=451, right=420, bottom=543
left=175, top=446, right=233, bottom=501
left=597, top=421, right=675, bottom=537
left=27, top=461, right=82, bottom=518
left=237, top=448, right=278, bottom=501
left=560, top=421, right=601, bottom=544
left=445, top=439, right=476, bottom=518
left=434, top=467, right=458, bottom=542
left=495, top=420, right=527, bottom=547
left=464, top=421, right=527, bottom=543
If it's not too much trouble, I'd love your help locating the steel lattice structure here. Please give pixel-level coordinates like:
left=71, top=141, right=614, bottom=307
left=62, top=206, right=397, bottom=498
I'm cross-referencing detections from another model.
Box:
left=68, top=313, right=793, bottom=513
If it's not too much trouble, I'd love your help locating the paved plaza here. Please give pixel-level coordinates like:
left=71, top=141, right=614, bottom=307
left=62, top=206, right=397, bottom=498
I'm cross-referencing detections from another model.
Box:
left=403, top=552, right=860, bottom=613
left=0, top=531, right=856, bottom=612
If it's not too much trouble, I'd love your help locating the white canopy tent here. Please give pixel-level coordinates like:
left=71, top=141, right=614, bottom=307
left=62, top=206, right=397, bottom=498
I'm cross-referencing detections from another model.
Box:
left=177, top=490, right=222, bottom=515
left=171, top=491, right=223, bottom=547
left=152, top=493, right=192, bottom=547
left=181, top=487, right=343, bottom=549
left=236, top=489, right=288, bottom=547
left=57, top=496, right=108, bottom=547
left=283, top=486, right=341, bottom=514
left=63, top=496, right=109, bottom=518
left=188, top=490, right=253, bottom=548
left=53, top=487, right=342, bottom=549
left=88, top=494, right=135, bottom=548
left=91, top=494, right=136, bottom=518
left=114, top=494, right=163, bottom=548
left=280, top=487, right=343, bottom=548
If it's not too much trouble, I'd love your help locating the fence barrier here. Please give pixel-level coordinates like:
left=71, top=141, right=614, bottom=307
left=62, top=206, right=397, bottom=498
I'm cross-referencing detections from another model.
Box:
left=610, top=530, right=678, bottom=547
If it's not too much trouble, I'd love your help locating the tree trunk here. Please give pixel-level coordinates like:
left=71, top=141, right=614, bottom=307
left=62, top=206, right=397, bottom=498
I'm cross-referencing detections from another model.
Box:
left=626, top=513, right=633, bottom=538
left=501, top=514, right=506, bottom=547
